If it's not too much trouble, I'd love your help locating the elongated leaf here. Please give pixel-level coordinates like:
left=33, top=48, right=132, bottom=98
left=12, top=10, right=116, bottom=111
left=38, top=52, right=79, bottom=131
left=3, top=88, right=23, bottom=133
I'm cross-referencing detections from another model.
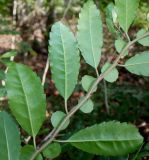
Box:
left=20, top=145, right=43, bottom=160
left=0, top=51, right=17, bottom=59
left=49, top=22, right=80, bottom=100
left=51, top=111, right=70, bottom=130
left=0, top=111, right=20, bottom=160
left=124, top=51, right=149, bottom=76
left=66, top=121, right=143, bottom=156
left=106, top=3, right=116, bottom=34
left=77, top=0, right=103, bottom=68
left=137, top=29, right=149, bottom=46
left=42, top=143, right=61, bottom=159
left=101, top=63, right=119, bottom=83
left=6, top=63, right=46, bottom=136
left=115, top=0, right=140, bottom=32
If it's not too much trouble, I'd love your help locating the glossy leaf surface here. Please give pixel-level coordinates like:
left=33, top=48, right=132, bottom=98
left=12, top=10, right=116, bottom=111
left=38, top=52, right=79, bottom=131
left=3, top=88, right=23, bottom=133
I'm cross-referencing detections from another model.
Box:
left=6, top=63, right=46, bottom=136
left=0, top=111, right=20, bottom=160
left=66, top=121, right=143, bottom=156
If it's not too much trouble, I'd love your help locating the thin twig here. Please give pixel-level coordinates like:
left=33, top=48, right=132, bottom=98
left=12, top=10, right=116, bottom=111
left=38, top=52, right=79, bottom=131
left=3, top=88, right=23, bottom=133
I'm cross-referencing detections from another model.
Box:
left=103, top=80, right=110, bottom=114
left=30, top=31, right=149, bottom=160
left=42, top=57, right=49, bottom=86
left=62, top=0, right=73, bottom=20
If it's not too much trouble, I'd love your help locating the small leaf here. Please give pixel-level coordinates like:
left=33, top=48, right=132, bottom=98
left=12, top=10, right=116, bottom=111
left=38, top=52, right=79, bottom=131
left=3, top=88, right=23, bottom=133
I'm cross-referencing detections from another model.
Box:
left=51, top=111, right=70, bottom=130
left=124, top=51, right=149, bottom=76
left=0, top=51, right=17, bottom=59
left=66, top=121, right=143, bottom=156
left=0, top=111, right=20, bottom=160
left=77, top=0, right=103, bottom=68
left=49, top=22, right=80, bottom=101
left=106, top=3, right=116, bottom=33
left=101, top=63, right=119, bottom=83
left=115, top=0, right=140, bottom=32
left=42, top=143, right=61, bottom=159
left=20, top=145, right=43, bottom=160
left=137, top=29, right=149, bottom=46
left=79, top=97, right=94, bottom=114
left=6, top=63, right=46, bottom=136
left=81, top=75, right=96, bottom=92
left=115, top=38, right=128, bottom=56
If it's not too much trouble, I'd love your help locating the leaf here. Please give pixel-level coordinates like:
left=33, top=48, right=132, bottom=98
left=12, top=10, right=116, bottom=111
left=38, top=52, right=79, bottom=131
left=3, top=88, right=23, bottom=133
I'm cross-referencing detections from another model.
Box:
left=20, top=145, right=43, bottom=160
left=115, top=0, right=140, bottom=32
left=124, top=51, right=149, bottom=76
left=100, top=156, right=128, bottom=160
left=0, top=70, right=5, bottom=80
left=0, top=111, right=20, bottom=160
left=101, top=63, right=119, bottom=83
left=0, top=51, right=17, bottom=59
left=51, top=111, right=70, bottom=130
left=81, top=75, right=96, bottom=92
left=115, top=38, right=128, bottom=56
left=49, top=22, right=80, bottom=101
left=6, top=63, right=46, bottom=136
left=77, top=0, right=103, bottom=68
left=79, top=97, right=94, bottom=113
left=106, top=3, right=116, bottom=34
left=42, top=143, right=61, bottom=159
left=66, top=121, right=143, bottom=156
left=0, top=86, right=7, bottom=98
left=137, top=29, right=149, bottom=46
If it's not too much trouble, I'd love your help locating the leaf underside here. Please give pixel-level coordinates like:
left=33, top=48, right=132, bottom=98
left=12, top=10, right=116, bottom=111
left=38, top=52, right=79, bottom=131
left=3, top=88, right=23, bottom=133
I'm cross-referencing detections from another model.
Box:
left=125, top=51, right=149, bottom=76
left=77, top=0, right=103, bottom=68
left=49, top=22, right=80, bottom=100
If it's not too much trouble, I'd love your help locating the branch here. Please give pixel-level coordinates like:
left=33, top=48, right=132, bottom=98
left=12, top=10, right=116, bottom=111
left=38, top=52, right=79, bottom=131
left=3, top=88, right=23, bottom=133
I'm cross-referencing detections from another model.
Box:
left=42, top=57, right=49, bottom=86
left=30, top=32, right=149, bottom=160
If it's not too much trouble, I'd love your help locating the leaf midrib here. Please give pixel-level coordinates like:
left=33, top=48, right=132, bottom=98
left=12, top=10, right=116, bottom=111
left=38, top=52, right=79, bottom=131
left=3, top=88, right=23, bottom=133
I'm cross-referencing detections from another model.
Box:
left=3, top=116, right=11, bottom=160
left=67, top=138, right=142, bottom=143
left=60, top=24, right=68, bottom=100
left=125, top=62, right=149, bottom=67
left=89, top=4, right=97, bottom=69
left=16, top=66, right=35, bottom=136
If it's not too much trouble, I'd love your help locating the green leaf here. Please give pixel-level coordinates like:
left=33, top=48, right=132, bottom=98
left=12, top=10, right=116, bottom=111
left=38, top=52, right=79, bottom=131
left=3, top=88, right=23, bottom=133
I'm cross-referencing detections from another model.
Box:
left=101, top=63, right=119, bottom=83
left=51, top=111, right=70, bottom=130
left=6, top=63, right=46, bottom=136
left=137, top=29, right=149, bottom=46
left=49, top=22, right=80, bottom=101
left=42, top=143, right=61, bottom=159
left=0, top=86, right=7, bottom=98
left=124, top=51, right=149, bottom=76
left=81, top=75, right=96, bottom=92
left=106, top=3, right=116, bottom=34
left=0, top=51, right=17, bottom=59
left=0, top=70, right=5, bottom=80
left=77, top=0, right=103, bottom=68
left=79, top=97, right=94, bottom=113
left=115, top=0, right=140, bottom=32
left=0, top=111, right=20, bottom=160
left=66, top=121, right=143, bottom=156
left=115, top=38, right=128, bottom=56
left=100, top=156, right=128, bottom=160
left=20, top=145, right=43, bottom=160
